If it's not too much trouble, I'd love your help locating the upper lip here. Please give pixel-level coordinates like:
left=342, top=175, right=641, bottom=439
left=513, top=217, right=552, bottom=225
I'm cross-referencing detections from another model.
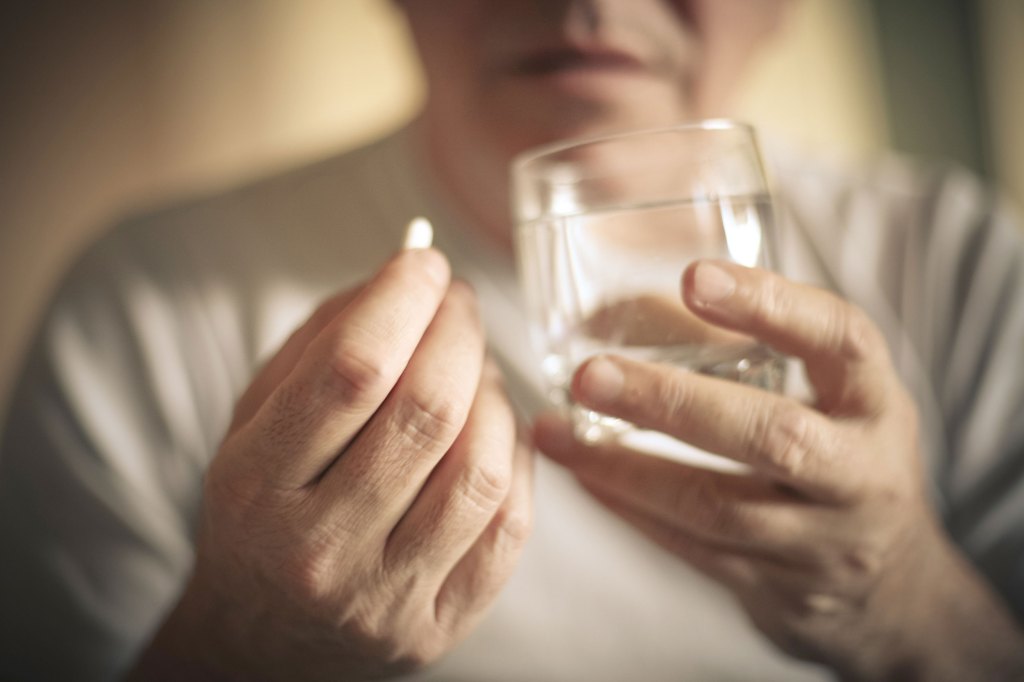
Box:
left=512, top=45, right=648, bottom=76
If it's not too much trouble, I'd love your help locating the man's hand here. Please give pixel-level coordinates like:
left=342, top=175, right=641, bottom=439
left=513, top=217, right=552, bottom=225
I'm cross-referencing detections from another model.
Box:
left=132, top=249, right=533, bottom=681
left=534, top=260, right=1024, bottom=681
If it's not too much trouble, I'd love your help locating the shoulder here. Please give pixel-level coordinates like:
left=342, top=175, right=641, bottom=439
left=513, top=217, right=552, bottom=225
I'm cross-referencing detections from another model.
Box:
left=769, top=148, right=1015, bottom=253
left=70, top=132, right=405, bottom=294
left=28, top=130, right=417, bottom=452
left=766, top=146, right=1022, bottom=307
left=48, top=129, right=414, bottom=356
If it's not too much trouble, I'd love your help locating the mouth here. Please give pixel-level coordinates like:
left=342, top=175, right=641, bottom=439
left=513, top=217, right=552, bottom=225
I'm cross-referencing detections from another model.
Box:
left=512, top=47, right=648, bottom=77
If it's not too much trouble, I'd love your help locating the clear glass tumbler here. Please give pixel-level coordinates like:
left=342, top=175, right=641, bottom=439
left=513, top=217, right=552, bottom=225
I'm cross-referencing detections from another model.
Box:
left=513, top=120, right=786, bottom=449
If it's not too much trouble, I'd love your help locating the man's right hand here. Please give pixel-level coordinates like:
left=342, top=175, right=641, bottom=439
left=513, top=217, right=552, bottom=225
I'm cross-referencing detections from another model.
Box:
left=130, top=248, right=533, bottom=681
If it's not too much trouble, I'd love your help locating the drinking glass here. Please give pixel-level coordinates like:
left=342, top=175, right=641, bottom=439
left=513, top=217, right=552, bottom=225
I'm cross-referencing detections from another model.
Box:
left=513, top=120, right=785, bottom=452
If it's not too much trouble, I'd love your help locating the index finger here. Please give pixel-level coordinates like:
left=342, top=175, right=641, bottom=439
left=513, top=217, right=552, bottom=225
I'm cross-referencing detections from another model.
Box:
left=570, top=354, right=860, bottom=501
left=230, top=248, right=451, bottom=488
left=682, top=260, right=895, bottom=414
left=230, top=285, right=363, bottom=433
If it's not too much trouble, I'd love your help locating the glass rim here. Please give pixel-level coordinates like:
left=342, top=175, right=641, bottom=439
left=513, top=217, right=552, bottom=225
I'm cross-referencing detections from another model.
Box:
left=511, top=118, right=757, bottom=175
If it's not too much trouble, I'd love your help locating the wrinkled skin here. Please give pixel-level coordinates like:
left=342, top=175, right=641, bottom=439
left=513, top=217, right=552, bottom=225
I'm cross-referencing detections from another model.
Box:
left=130, top=251, right=533, bottom=680
left=534, top=261, right=1024, bottom=680
left=130, top=2, right=1024, bottom=679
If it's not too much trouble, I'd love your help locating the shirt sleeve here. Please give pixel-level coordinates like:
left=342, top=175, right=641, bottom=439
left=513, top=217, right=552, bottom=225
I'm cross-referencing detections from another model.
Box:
left=915, top=170, right=1024, bottom=623
left=0, top=229, right=236, bottom=681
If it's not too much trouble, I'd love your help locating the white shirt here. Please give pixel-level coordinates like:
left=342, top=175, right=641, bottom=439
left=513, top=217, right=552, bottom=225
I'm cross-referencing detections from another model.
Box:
left=2, top=126, right=1022, bottom=681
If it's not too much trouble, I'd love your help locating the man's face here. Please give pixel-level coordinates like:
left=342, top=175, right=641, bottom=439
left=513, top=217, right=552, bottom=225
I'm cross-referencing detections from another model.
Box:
left=401, top=0, right=785, bottom=156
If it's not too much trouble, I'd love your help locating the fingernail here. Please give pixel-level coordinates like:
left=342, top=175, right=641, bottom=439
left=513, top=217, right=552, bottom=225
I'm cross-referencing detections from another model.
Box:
left=578, top=356, right=624, bottom=406
left=692, top=262, right=736, bottom=304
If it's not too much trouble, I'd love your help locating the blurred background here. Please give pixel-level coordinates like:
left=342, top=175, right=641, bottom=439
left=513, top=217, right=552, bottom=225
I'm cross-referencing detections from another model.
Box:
left=1, top=0, right=1022, bottom=417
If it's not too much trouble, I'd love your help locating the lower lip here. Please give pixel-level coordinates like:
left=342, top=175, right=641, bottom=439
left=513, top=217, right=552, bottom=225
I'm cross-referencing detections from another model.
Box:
left=514, top=64, right=655, bottom=96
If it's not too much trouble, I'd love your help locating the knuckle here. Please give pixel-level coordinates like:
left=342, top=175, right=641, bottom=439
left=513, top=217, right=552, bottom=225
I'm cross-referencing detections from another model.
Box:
left=384, top=634, right=446, bottom=674
left=399, top=392, right=466, bottom=452
left=840, top=544, right=883, bottom=584
left=688, top=478, right=743, bottom=536
left=204, top=454, right=262, bottom=513
left=327, top=340, right=393, bottom=400
left=278, top=542, right=337, bottom=606
left=457, top=459, right=512, bottom=514
left=650, top=370, right=694, bottom=418
left=749, top=275, right=790, bottom=328
left=833, top=304, right=882, bottom=363
left=753, top=405, right=812, bottom=479
left=261, top=380, right=318, bottom=452
left=491, top=502, right=534, bottom=549
left=345, top=616, right=419, bottom=673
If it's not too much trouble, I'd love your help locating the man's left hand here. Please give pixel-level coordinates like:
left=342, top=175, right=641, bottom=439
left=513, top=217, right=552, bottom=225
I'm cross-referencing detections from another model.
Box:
left=534, top=260, right=1024, bottom=681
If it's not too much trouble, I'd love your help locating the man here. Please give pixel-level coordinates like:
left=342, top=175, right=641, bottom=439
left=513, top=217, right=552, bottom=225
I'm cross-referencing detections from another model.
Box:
left=2, top=1, right=1023, bottom=679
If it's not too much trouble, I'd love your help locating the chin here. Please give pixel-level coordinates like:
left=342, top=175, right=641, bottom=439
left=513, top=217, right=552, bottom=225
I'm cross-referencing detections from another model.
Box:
left=497, top=107, right=689, bottom=159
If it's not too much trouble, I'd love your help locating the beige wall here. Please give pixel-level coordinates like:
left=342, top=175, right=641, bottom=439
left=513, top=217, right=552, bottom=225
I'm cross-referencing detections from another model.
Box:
left=735, top=0, right=889, bottom=162
left=0, top=0, right=421, bottom=413
left=0, top=0, right=979, bottom=412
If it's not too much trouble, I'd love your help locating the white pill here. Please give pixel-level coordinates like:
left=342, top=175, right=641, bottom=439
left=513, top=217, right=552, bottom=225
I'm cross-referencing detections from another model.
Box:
left=403, top=216, right=434, bottom=250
